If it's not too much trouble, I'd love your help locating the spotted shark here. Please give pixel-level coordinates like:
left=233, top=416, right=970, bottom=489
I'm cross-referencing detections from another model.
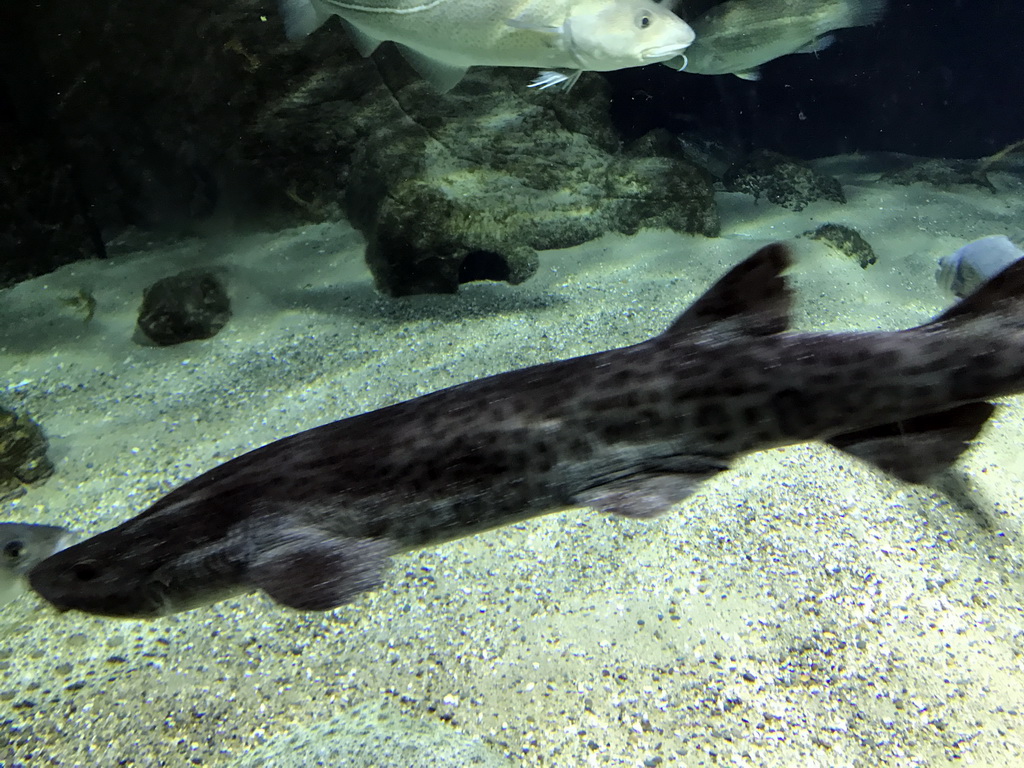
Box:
left=279, top=0, right=695, bottom=92
left=28, top=243, right=1024, bottom=618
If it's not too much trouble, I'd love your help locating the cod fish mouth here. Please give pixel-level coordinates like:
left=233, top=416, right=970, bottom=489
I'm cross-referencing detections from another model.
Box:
left=642, top=43, right=694, bottom=61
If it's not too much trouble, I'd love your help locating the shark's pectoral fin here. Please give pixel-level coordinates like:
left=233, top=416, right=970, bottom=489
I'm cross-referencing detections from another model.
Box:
left=395, top=46, right=469, bottom=92
left=249, top=527, right=392, bottom=611
left=826, top=402, right=996, bottom=484
left=573, top=458, right=728, bottom=518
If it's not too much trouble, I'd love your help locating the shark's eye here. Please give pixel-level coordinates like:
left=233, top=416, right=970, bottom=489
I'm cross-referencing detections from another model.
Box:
left=637, top=13, right=652, bottom=29
left=72, top=561, right=101, bottom=582
left=3, top=540, right=24, bottom=561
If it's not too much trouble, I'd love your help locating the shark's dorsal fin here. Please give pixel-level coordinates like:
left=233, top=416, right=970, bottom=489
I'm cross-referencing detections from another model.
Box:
left=663, top=242, right=793, bottom=338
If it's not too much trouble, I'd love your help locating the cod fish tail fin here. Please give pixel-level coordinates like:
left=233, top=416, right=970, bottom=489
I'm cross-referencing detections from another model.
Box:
left=249, top=524, right=393, bottom=611
left=663, top=242, right=793, bottom=338
left=929, top=250, right=1024, bottom=325
left=279, top=0, right=331, bottom=40
left=826, top=402, right=996, bottom=483
left=843, top=0, right=888, bottom=29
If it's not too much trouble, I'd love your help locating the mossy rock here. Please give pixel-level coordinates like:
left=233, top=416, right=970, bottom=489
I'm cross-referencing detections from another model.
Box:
left=0, top=406, right=54, bottom=502
left=803, top=223, right=878, bottom=268
left=724, top=150, right=846, bottom=212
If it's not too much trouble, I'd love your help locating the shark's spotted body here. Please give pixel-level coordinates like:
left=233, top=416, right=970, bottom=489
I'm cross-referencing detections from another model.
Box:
left=28, top=244, right=1024, bottom=618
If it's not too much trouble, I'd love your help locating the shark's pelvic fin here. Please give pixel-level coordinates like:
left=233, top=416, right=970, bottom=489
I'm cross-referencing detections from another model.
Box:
left=826, top=402, right=996, bottom=483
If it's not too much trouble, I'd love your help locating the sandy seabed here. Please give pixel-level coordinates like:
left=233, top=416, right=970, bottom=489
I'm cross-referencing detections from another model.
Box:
left=1, top=153, right=1023, bottom=767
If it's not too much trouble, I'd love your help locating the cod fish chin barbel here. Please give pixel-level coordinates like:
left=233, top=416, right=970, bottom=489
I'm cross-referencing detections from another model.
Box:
left=27, top=242, right=1024, bottom=619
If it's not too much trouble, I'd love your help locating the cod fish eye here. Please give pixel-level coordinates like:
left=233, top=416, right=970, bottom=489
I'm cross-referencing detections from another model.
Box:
left=636, top=12, right=652, bottom=29
left=3, top=540, right=25, bottom=560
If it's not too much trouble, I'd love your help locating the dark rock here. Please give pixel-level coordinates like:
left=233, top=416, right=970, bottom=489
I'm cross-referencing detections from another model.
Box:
left=296, top=67, right=718, bottom=296
left=137, top=271, right=231, bottom=346
left=2, top=2, right=718, bottom=295
left=880, top=158, right=997, bottom=193
left=0, top=407, right=54, bottom=503
left=724, top=150, right=846, bottom=212
left=803, top=223, right=877, bottom=269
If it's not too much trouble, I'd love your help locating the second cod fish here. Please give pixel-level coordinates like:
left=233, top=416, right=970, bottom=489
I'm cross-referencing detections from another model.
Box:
left=279, top=0, right=695, bottom=92
left=28, top=242, right=1024, bottom=619
left=664, top=0, right=887, bottom=80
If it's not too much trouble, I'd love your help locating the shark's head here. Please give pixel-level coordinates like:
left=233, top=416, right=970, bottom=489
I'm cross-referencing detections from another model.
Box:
left=565, top=0, right=695, bottom=71
left=25, top=501, right=389, bottom=618
left=26, top=512, right=250, bottom=618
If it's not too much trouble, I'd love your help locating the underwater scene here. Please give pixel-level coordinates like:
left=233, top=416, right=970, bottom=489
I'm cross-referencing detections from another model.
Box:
left=2, top=0, right=1024, bottom=765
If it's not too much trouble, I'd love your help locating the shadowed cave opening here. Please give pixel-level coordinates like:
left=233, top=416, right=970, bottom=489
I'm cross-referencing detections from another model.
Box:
left=457, top=250, right=512, bottom=285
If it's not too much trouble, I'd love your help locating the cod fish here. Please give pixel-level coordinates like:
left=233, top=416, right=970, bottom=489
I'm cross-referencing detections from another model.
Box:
left=28, top=243, right=1024, bottom=619
left=279, top=0, right=695, bottom=92
left=0, top=523, right=76, bottom=606
left=663, top=0, right=887, bottom=80
left=937, top=235, right=1024, bottom=299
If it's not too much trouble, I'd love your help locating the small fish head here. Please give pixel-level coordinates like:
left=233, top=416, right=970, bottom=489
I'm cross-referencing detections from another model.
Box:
left=935, top=252, right=962, bottom=297
left=565, top=0, right=695, bottom=71
left=0, top=523, right=73, bottom=577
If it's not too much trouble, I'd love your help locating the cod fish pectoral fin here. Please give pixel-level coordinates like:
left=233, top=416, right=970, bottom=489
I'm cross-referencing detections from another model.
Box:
left=826, top=402, right=996, bottom=484
left=249, top=528, right=393, bottom=611
left=528, top=70, right=581, bottom=91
